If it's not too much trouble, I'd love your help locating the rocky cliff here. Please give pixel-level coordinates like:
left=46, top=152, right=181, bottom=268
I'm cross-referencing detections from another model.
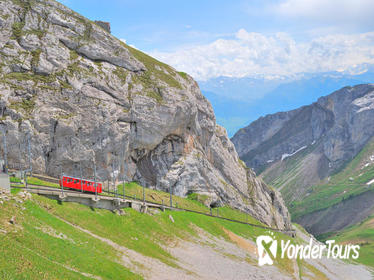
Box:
left=0, top=0, right=291, bottom=229
left=232, top=84, right=374, bottom=201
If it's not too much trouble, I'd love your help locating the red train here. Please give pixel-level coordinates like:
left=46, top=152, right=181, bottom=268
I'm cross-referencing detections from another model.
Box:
left=59, top=175, right=102, bottom=193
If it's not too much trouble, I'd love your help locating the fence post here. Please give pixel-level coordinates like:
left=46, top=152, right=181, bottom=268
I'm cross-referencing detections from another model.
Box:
left=169, top=186, right=172, bottom=207
left=25, top=171, right=28, bottom=190
left=93, top=159, right=97, bottom=200
left=27, top=132, right=32, bottom=176
left=2, top=128, right=8, bottom=174
left=123, top=181, right=125, bottom=199
left=80, top=162, right=83, bottom=192
left=60, top=166, right=63, bottom=196
left=122, top=176, right=125, bottom=199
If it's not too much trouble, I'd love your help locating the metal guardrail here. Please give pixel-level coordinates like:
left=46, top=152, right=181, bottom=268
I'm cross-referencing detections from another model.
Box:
left=11, top=184, right=296, bottom=235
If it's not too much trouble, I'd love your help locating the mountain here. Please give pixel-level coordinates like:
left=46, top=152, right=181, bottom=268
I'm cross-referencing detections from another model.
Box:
left=0, top=0, right=291, bottom=229
left=199, top=72, right=374, bottom=136
left=231, top=84, right=374, bottom=236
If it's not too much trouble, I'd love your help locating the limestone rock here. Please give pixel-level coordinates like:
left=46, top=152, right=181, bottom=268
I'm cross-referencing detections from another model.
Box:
left=0, top=0, right=291, bottom=229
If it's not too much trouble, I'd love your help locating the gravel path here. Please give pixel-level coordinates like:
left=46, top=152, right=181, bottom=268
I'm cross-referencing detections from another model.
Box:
left=57, top=215, right=373, bottom=280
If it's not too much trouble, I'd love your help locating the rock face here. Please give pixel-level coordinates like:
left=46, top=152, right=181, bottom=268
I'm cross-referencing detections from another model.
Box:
left=0, top=0, right=291, bottom=229
left=94, top=21, right=110, bottom=33
left=232, top=84, right=374, bottom=200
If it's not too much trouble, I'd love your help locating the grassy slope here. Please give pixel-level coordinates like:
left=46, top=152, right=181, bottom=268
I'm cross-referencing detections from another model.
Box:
left=289, top=137, right=374, bottom=220
left=0, top=187, right=331, bottom=279
left=261, top=137, right=374, bottom=269
left=12, top=177, right=264, bottom=226
left=261, top=143, right=317, bottom=203
left=0, top=190, right=140, bottom=280
left=321, top=215, right=374, bottom=268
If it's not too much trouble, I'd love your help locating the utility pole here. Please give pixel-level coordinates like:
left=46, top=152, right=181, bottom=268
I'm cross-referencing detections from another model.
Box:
left=121, top=142, right=126, bottom=199
left=93, top=155, right=97, bottom=200
left=122, top=175, right=125, bottom=199
left=60, top=165, right=63, bottom=195
left=18, top=141, right=22, bottom=172
left=80, top=162, right=83, bottom=192
left=2, top=127, right=8, bottom=174
left=169, top=186, right=172, bottom=207
left=112, top=161, right=116, bottom=198
left=27, top=132, right=32, bottom=175
left=25, top=170, right=28, bottom=189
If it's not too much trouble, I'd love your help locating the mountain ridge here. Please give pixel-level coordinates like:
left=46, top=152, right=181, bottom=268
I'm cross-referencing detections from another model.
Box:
left=231, top=83, right=374, bottom=235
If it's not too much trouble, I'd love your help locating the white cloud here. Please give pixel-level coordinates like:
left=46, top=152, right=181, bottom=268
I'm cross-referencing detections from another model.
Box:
left=272, top=0, right=374, bottom=27
left=150, top=29, right=374, bottom=81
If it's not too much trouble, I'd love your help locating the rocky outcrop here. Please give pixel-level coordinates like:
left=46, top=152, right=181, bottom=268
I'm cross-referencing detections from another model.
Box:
left=0, top=0, right=291, bottom=229
left=94, top=21, right=110, bottom=33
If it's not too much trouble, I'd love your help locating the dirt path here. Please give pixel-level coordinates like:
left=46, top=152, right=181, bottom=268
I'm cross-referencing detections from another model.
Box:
left=57, top=217, right=197, bottom=280
left=169, top=227, right=293, bottom=280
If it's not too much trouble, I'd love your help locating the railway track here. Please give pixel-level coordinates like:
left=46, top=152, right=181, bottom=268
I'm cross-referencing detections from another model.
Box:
left=11, top=183, right=297, bottom=236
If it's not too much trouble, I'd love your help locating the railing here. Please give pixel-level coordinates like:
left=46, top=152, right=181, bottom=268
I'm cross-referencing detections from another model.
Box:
left=11, top=183, right=296, bottom=236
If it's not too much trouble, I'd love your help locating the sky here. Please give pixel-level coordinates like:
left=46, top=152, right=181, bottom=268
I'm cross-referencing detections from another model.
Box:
left=58, top=0, right=374, bottom=81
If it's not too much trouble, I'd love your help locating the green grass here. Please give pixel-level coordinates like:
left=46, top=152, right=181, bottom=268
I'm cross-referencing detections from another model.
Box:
left=289, top=137, right=374, bottom=219
left=1, top=186, right=329, bottom=279
left=123, top=43, right=182, bottom=90
left=27, top=177, right=60, bottom=188
left=0, top=194, right=140, bottom=279
left=10, top=176, right=22, bottom=183
left=321, top=215, right=374, bottom=268
left=18, top=177, right=270, bottom=227
left=116, top=182, right=265, bottom=226
left=116, top=182, right=210, bottom=213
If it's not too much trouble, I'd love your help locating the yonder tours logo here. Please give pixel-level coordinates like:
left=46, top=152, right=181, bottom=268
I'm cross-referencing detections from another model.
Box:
left=256, top=232, right=360, bottom=266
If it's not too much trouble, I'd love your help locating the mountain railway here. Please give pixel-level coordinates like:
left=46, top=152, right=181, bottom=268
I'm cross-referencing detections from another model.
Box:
left=10, top=180, right=297, bottom=237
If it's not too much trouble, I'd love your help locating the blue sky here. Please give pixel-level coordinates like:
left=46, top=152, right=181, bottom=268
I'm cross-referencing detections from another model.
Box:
left=58, top=1, right=374, bottom=54
left=58, top=0, right=374, bottom=81
left=58, top=0, right=374, bottom=136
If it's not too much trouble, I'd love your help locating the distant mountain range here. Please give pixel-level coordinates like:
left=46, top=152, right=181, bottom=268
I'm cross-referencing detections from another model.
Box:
left=199, top=69, right=374, bottom=136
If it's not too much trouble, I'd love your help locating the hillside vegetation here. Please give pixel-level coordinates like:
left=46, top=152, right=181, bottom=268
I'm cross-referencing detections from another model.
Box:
left=288, top=137, right=374, bottom=220
left=322, top=215, right=374, bottom=268
left=0, top=187, right=333, bottom=279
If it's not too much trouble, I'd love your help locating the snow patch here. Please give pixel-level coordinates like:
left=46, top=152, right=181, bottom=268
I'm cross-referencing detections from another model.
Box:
left=367, top=178, right=374, bottom=185
left=281, top=146, right=307, bottom=161
left=352, top=91, right=374, bottom=113
left=361, top=154, right=374, bottom=169
left=267, top=159, right=274, bottom=163
left=311, top=140, right=316, bottom=145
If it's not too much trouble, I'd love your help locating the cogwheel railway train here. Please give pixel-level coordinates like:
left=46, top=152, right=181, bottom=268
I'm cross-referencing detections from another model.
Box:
left=59, top=175, right=103, bottom=193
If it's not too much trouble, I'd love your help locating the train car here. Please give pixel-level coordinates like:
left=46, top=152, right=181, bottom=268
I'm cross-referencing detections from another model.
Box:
left=59, top=175, right=102, bottom=193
